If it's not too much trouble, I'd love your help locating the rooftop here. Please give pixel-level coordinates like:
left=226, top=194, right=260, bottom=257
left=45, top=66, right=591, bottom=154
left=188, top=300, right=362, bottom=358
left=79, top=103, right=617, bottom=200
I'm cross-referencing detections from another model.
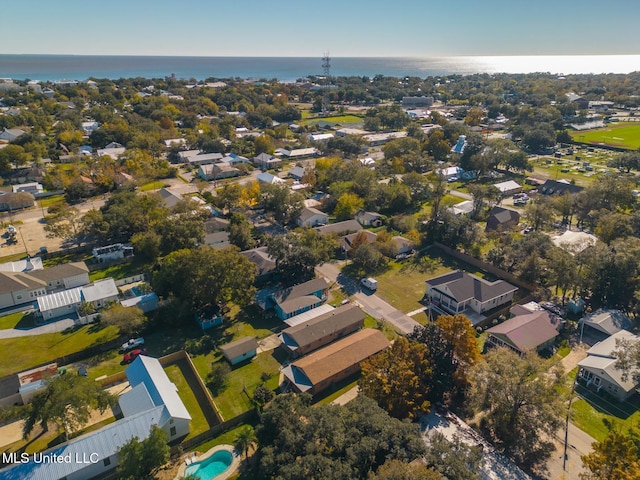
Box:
left=426, top=271, right=518, bottom=303
left=220, top=336, right=259, bottom=359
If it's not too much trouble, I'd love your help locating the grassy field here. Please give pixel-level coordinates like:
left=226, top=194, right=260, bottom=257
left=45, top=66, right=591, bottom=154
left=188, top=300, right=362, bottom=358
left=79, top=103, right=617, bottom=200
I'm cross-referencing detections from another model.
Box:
left=300, top=114, right=363, bottom=127
left=375, top=256, right=450, bottom=313
left=0, top=311, right=35, bottom=330
left=165, top=364, right=210, bottom=439
left=38, top=195, right=66, bottom=209
left=0, top=324, right=120, bottom=377
left=139, top=180, right=168, bottom=191
left=89, top=258, right=151, bottom=282
left=208, top=351, right=283, bottom=421
left=570, top=122, right=640, bottom=150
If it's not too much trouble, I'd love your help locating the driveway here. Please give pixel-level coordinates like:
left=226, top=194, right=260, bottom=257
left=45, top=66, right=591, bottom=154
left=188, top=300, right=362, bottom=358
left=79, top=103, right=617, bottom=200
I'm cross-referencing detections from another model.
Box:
left=315, top=263, right=421, bottom=335
left=0, top=318, right=77, bottom=338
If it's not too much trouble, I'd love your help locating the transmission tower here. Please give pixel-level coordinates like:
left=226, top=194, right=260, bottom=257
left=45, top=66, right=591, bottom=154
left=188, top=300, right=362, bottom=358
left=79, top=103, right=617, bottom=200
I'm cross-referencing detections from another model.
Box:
left=321, top=52, right=331, bottom=115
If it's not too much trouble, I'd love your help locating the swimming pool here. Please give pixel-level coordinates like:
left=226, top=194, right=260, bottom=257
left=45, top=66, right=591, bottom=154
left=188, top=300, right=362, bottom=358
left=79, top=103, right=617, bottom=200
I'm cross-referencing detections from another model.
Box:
left=184, top=449, right=233, bottom=480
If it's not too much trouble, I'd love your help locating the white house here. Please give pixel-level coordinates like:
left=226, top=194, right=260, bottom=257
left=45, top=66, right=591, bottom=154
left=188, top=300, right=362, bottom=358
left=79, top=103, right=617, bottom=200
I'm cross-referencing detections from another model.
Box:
left=257, top=172, right=284, bottom=184
left=0, top=356, right=191, bottom=480
left=493, top=180, right=522, bottom=196
left=425, top=271, right=518, bottom=318
left=97, top=142, right=126, bottom=158
left=92, top=244, right=134, bottom=263
left=12, top=182, right=43, bottom=195
left=275, top=147, right=318, bottom=158
left=308, top=133, right=334, bottom=142
left=297, top=207, right=329, bottom=227
left=577, top=331, right=640, bottom=401
left=81, top=121, right=99, bottom=135
left=36, top=278, right=119, bottom=320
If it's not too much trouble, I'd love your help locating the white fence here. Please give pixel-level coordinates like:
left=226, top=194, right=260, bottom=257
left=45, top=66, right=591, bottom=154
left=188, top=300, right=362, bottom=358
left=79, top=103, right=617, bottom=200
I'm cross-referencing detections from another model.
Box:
left=115, top=274, right=145, bottom=287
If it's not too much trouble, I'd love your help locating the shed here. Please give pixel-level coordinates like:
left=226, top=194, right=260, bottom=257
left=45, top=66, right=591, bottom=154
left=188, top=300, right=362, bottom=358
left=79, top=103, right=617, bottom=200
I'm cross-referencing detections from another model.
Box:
left=220, top=337, right=259, bottom=365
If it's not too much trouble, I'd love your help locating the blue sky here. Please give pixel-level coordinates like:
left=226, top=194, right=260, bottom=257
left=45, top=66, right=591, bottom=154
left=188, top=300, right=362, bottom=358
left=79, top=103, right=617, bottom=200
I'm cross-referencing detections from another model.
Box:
left=2, top=0, right=640, bottom=57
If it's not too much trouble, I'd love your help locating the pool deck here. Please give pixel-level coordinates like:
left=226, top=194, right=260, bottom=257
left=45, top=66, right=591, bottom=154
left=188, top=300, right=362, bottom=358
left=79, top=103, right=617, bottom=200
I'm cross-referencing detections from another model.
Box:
left=175, top=444, right=240, bottom=480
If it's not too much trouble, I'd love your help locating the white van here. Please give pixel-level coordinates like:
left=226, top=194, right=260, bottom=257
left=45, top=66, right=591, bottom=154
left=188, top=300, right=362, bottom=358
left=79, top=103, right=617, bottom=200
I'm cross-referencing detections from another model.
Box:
left=360, top=277, right=378, bottom=291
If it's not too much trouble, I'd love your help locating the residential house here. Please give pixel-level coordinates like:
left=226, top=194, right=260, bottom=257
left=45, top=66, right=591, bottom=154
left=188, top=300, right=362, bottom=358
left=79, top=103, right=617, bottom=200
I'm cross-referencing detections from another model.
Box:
left=257, top=172, right=285, bottom=184
left=92, top=244, right=134, bottom=263
left=164, top=138, right=186, bottom=148
left=197, top=163, right=240, bottom=180
left=220, top=337, right=259, bottom=365
left=0, top=128, right=26, bottom=142
left=316, top=220, right=362, bottom=236
left=204, top=231, right=231, bottom=249
left=425, top=271, right=518, bottom=318
left=402, top=96, right=434, bottom=107
left=156, top=188, right=184, bottom=209
left=392, top=235, right=415, bottom=255
left=0, top=256, right=43, bottom=273
left=451, top=135, right=467, bottom=154
left=280, top=304, right=366, bottom=358
left=0, top=192, right=35, bottom=211
left=17, top=363, right=59, bottom=405
left=438, top=165, right=464, bottom=181
left=577, top=330, right=640, bottom=401
left=205, top=217, right=230, bottom=233
left=269, top=278, right=329, bottom=320
left=177, top=149, right=201, bottom=163
left=308, top=133, right=334, bottom=142
left=297, top=207, right=329, bottom=228
left=81, top=121, right=99, bottom=135
left=493, top=180, right=522, bottom=196
left=356, top=210, right=383, bottom=227
left=96, top=142, right=126, bottom=158
left=239, top=247, right=276, bottom=282
left=579, top=309, right=632, bottom=338
left=120, top=292, right=159, bottom=313
left=485, top=310, right=559, bottom=356
left=281, top=328, right=390, bottom=395
left=288, top=165, right=307, bottom=181
left=12, top=182, right=43, bottom=195
left=486, top=206, right=520, bottom=231
left=336, top=128, right=369, bottom=137
left=341, top=230, right=378, bottom=252
left=448, top=200, right=474, bottom=216
left=363, top=131, right=407, bottom=147
left=195, top=309, right=224, bottom=330
left=540, top=179, right=584, bottom=196
left=36, top=278, right=119, bottom=320
left=275, top=147, right=318, bottom=159
left=186, top=152, right=223, bottom=166
left=253, top=152, right=282, bottom=170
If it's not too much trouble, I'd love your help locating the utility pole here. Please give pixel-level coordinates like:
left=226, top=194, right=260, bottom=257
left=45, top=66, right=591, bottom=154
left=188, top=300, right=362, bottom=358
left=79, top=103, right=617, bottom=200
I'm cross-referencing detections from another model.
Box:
left=321, top=52, right=331, bottom=116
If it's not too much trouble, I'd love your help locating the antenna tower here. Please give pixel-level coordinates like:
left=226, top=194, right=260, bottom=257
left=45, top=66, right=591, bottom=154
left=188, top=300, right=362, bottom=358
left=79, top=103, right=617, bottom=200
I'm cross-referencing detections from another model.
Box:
left=322, top=52, right=331, bottom=115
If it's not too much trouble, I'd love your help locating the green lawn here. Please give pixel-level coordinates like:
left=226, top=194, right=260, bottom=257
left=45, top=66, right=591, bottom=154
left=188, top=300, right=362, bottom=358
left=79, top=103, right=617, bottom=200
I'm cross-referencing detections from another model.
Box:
left=315, top=375, right=360, bottom=405
left=139, top=180, right=168, bottom=191
left=299, top=114, right=363, bottom=126
left=375, top=255, right=450, bottom=313
left=165, top=364, right=210, bottom=439
left=89, top=258, right=151, bottom=282
left=38, top=195, right=66, bottom=209
left=0, top=311, right=35, bottom=330
left=192, top=422, right=258, bottom=454
left=209, top=351, right=283, bottom=421
left=0, top=324, right=120, bottom=377
left=570, top=122, right=640, bottom=150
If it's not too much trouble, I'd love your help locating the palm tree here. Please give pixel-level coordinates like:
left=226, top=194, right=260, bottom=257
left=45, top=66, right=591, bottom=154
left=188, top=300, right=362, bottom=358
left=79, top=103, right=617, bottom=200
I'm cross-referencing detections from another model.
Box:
left=233, top=426, right=256, bottom=460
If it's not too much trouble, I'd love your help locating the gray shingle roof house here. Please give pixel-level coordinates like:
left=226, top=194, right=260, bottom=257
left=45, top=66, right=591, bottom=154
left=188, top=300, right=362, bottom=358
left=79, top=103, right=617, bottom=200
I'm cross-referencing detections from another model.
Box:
left=239, top=247, right=276, bottom=281
left=486, top=310, right=559, bottom=356
left=297, top=207, right=328, bottom=227
left=281, top=328, right=390, bottom=395
left=486, top=206, right=520, bottom=232
left=315, top=219, right=362, bottom=236
left=270, top=278, right=329, bottom=320
left=280, top=304, right=366, bottom=358
left=220, top=336, right=259, bottom=365
left=578, top=309, right=632, bottom=337
left=577, top=330, right=640, bottom=401
left=425, top=271, right=518, bottom=316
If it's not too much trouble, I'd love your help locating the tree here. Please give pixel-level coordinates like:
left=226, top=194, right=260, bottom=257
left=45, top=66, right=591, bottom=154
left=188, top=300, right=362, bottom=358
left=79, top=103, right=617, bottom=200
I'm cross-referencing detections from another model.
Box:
left=155, top=212, right=206, bottom=255
left=22, top=374, right=116, bottom=440
left=153, top=246, right=256, bottom=314
left=580, top=425, right=640, bottom=480
left=524, top=197, right=554, bottom=231
left=266, top=229, right=335, bottom=284
left=469, top=348, right=564, bottom=469
left=351, top=242, right=388, bottom=274
left=116, top=425, right=170, bottom=480
left=360, top=337, right=432, bottom=420
left=77, top=301, right=95, bottom=318
left=608, top=151, right=640, bottom=173
left=234, top=425, right=257, bottom=459
left=44, top=204, right=85, bottom=246
left=334, top=192, right=364, bottom=221
left=261, top=182, right=304, bottom=225
left=207, top=362, right=231, bottom=395
left=228, top=213, right=255, bottom=250
left=100, top=304, right=146, bottom=337
left=370, top=460, right=444, bottom=480
left=256, top=393, right=426, bottom=480
left=436, top=315, right=481, bottom=390
left=253, top=385, right=275, bottom=409
left=425, top=432, right=482, bottom=480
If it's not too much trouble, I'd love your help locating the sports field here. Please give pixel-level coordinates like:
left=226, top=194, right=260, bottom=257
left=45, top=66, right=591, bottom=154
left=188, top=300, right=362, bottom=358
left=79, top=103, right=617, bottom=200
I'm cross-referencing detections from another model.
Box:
left=570, top=122, right=640, bottom=150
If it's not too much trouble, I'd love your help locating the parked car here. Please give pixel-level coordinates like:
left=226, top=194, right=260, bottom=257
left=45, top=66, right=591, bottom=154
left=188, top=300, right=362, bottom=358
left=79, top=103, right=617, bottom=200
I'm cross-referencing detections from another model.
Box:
left=360, top=277, right=378, bottom=291
left=121, top=337, right=145, bottom=352
left=123, top=348, right=147, bottom=364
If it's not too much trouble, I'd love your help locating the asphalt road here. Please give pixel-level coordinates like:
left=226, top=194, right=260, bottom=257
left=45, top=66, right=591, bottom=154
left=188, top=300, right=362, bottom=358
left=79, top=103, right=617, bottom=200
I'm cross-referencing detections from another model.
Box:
left=315, top=262, right=421, bottom=335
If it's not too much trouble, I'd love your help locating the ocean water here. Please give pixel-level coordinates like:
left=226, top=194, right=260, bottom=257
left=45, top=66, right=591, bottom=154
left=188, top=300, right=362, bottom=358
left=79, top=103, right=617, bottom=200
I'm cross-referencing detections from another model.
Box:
left=1, top=54, right=640, bottom=82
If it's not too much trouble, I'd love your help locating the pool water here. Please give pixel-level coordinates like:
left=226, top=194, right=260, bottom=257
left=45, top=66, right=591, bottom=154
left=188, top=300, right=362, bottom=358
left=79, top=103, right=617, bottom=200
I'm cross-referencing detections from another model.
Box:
left=185, top=450, right=233, bottom=480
